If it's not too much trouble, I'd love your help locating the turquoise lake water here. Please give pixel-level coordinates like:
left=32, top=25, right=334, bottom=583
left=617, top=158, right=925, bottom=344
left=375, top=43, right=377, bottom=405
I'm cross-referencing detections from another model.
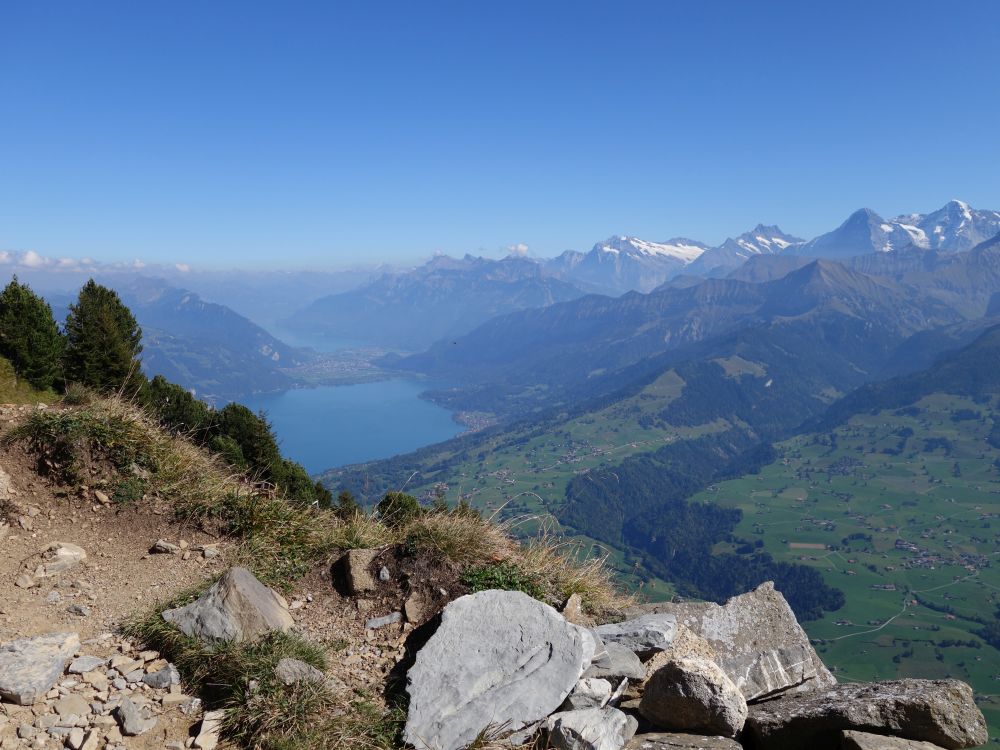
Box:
left=243, top=379, right=461, bottom=474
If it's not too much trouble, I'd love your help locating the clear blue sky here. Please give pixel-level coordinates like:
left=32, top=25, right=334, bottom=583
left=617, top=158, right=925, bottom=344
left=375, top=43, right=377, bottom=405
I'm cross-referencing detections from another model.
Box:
left=2, top=1, right=999, bottom=268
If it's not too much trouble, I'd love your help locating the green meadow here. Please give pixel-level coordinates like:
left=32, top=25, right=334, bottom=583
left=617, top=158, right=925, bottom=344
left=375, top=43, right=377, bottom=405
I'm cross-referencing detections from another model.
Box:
left=691, top=393, right=1000, bottom=743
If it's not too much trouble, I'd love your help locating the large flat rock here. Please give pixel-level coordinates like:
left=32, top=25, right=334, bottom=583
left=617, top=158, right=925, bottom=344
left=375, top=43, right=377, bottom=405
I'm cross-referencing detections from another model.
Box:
left=545, top=706, right=638, bottom=750
left=841, top=730, right=949, bottom=750
left=593, top=613, right=678, bottom=657
left=629, top=582, right=835, bottom=700
left=745, top=679, right=988, bottom=750
left=404, top=589, right=593, bottom=750
left=162, top=567, right=293, bottom=643
left=0, top=632, right=80, bottom=705
left=626, top=733, right=742, bottom=749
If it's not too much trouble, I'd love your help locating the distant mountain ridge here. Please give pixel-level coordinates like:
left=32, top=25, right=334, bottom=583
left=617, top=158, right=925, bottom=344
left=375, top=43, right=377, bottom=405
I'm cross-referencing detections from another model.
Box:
left=283, top=255, right=586, bottom=350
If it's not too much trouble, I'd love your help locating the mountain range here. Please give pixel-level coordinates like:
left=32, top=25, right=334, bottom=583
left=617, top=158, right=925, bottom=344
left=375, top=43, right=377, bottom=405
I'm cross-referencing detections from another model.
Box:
left=282, top=255, right=586, bottom=349
left=279, top=200, right=1000, bottom=350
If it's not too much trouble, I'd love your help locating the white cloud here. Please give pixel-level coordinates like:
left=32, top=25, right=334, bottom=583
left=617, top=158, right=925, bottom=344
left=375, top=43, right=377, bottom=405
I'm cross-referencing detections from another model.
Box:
left=506, top=242, right=529, bottom=257
left=0, top=251, right=11, bottom=264
left=175, top=263, right=191, bottom=273
left=21, top=250, right=47, bottom=267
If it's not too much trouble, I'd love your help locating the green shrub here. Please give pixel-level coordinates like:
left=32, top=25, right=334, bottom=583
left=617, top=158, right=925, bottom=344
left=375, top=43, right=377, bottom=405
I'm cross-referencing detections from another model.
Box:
left=375, top=491, right=422, bottom=527
left=112, top=477, right=147, bottom=506
left=459, top=561, right=544, bottom=599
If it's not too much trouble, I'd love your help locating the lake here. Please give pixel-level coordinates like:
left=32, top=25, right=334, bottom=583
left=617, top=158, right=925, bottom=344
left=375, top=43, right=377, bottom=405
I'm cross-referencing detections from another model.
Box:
left=242, top=379, right=462, bottom=474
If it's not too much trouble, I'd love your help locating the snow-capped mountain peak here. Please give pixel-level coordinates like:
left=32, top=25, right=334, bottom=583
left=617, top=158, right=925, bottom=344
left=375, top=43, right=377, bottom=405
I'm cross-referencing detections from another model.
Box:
left=596, top=235, right=708, bottom=263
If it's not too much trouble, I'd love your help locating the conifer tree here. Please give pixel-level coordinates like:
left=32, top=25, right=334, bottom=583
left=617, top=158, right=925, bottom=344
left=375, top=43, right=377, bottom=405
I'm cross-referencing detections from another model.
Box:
left=63, top=280, right=144, bottom=392
left=0, top=276, right=64, bottom=391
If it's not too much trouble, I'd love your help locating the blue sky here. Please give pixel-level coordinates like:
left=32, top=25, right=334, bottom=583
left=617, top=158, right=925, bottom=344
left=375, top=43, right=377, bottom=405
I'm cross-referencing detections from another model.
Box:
left=2, top=1, right=999, bottom=268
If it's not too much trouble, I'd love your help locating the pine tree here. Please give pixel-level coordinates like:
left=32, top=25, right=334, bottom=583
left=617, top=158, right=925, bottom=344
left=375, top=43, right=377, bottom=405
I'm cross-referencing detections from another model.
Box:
left=0, top=276, right=64, bottom=391
left=63, top=280, right=144, bottom=392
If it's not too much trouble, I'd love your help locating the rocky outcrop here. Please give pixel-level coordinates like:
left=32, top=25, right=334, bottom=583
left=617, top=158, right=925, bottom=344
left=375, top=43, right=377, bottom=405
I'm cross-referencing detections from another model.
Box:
left=593, top=613, right=678, bottom=657
left=633, top=582, right=834, bottom=700
left=627, top=734, right=743, bottom=749
left=841, top=731, right=950, bottom=750
left=403, top=590, right=594, bottom=750
left=639, top=657, right=747, bottom=737
left=0, top=632, right=80, bottom=705
left=585, top=642, right=646, bottom=682
left=745, top=679, right=988, bottom=750
left=161, top=567, right=294, bottom=643
left=545, top=706, right=639, bottom=750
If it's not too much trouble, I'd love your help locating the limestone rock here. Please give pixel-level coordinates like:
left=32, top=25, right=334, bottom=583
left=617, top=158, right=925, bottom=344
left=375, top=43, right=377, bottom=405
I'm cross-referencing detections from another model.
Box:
left=35, top=543, right=87, bottom=577
left=640, top=657, right=747, bottom=737
left=632, top=582, right=834, bottom=700
left=404, top=590, right=593, bottom=750
left=161, top=567, right=293, bottom=643
left=151, top=539, right=179, bottom=554
left=841, top=731, right=949, bottom=750
left=585, top=642, right=646, bottom=682
left=67, top=656, right=106, bottom=675
left=562, top=593, right=588, bottom=625
left=593, top=613, right=678, bottom=657
left=194, top=709, right=224, bottom=750
left=333, top=549, right=378, bottom=595
left=745, top=679, right=988, bottom=750
left=113, top=697, right=156, bottom=736
left=0, top=632, right=80, bottom=705
left=545, top=707, right=639, bottom=750
left=626, top=733, right=743, bottom=749
left=563, top=678, right=614, bottom=710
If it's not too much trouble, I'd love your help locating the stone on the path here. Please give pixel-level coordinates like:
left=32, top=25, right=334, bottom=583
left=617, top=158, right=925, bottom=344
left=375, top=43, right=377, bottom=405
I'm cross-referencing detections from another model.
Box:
left=0, top=632, right=79, bottom=705
left=640, top=657, right=747, bottom=737
left=745, top=679, right=988, bottom=750
left=36, top=542, right=87, bottom=577
left=66, top=727, right=86, bottom=750
left=14, top=573, right=35, bottom=589
left=593, top=613, right=678, bottom=657
left=632, top=582, right=834, bottom=700
left=584, top=642, right=646, bottom=682
left=161, top=567, right=293, bottom=643
left=142, top=664, right=179, bottom=689
left=193, top=709, right=224, bottom=750
left=113, top=697, right=156, bottom=736
left=404, top=590, right=594, bottom=750
left=54, top=694, right=89, bottom=717
left=365, top=611, right=402, bottom=630
left=841, top=731, right=949, bottom=750
left=333, top=549, right=378, bottom=595
left=545, top=707, right=638, bottom=750
left=626, top=733, right=743, bottom=749
left=150, top=539, right=179, bottom=554
left=67, top=656, right=106, bottom=675
left=563, top=678, right=614, bottom=710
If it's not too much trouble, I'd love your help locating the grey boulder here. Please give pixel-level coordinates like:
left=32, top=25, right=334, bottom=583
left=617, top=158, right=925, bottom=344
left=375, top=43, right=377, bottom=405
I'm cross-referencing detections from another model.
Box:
left=626, top=733, right=743, bottom=749
left=640, top=657, right=747, bottom=737
left=0, top=632, right=80, bottom=705
left=161, top=567, right=294, bottom=643
left=585, top=642, right=646, bottom=682
left=593, top=613, right=677, bottom=657
left=114, top=697, right=156, bottom=736
left=404, top=589, right=593, bottom=750
left=841, top=731, right=950, bottom=750
left=563, top=678, right=614, bottom=710
left=545, top=707, right=639, bottom=750
left=632, top=582, right=834, bottom=700
left=745, top=679, right=988, bottom=750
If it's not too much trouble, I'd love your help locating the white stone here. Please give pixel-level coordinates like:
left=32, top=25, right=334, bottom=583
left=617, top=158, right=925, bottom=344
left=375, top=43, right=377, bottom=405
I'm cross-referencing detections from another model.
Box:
left=404, top=590, right=592, bottom=750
